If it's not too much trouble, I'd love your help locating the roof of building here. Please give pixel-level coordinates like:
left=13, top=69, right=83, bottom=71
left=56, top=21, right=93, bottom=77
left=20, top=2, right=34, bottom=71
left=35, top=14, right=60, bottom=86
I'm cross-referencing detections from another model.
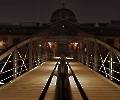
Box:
left=50, top=6, right=77, bottom=22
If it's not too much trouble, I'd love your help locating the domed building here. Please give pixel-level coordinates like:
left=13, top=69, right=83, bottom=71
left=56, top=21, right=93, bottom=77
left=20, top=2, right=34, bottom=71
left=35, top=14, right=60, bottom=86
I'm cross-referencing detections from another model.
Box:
left=50, top=2, right=77, bottom=22
left=0, top=3, right=120, bottom=56
left=50, top=6, right=77, bottom=22
left=49, top=4, right=80, bottom=36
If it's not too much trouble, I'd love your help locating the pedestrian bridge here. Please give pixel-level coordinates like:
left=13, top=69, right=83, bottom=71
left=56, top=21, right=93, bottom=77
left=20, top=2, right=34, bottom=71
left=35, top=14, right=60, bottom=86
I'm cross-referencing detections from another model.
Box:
left=0, top=36, right=120, bottom=100
left=0, top=58, right=120, bottom=100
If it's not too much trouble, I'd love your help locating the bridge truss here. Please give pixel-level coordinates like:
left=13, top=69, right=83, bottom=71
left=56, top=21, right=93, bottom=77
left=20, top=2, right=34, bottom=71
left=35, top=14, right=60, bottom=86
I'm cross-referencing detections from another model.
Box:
left=0, top=36, right=120, bottom=85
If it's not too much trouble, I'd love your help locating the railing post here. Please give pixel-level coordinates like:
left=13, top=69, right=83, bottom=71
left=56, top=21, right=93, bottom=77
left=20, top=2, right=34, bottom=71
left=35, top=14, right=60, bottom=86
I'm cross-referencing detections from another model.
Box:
left=93, top=39, right=98, bottom=71
left=37, top=47, right=40, bottom=65
left=37, top=38, right=41, bottom=65
left=86, top=40, right=89, bottom=67
left=77, top=43, right=80, bottom=61
left=81, top=41, right=84, bottom=64
left=0, top=72, right=1, bottom=80
left=42, top=55, right=44, bottom=63
left=109, top=47, right=114, bottom=80
left=29, top=39, right=33, bottom=70
left=45, top=53, right=47, bottom=61
left=13, top=46, right=18, bottom=79
left=78, top=53, right=80, bottom=62
left=0, top=72, right=4, bottom=84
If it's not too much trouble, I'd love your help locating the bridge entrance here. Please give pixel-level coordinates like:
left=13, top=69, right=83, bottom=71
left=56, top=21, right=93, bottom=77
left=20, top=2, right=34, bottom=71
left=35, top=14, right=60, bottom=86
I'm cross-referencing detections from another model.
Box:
left=42, top=36, right=80, bottom=57
left=46, top=41, right=74, bottom=57
left=58, top=44, right=68, bottom=56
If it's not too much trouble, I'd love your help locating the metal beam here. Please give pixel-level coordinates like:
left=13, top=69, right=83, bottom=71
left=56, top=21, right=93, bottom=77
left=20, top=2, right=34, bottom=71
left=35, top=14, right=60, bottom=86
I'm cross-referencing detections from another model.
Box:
left=37, top=38, right=41, bottom=65
left=93, top=39, right=98, bottom=71
left=81, top=41, right=84, bottom=64
left=13, top=46, right=18, bottom=79
left=29, top=39, right=32, bottom=70
left=109, top=47, right=114, bottom=80
left=86, top=40, right=89, bottom=67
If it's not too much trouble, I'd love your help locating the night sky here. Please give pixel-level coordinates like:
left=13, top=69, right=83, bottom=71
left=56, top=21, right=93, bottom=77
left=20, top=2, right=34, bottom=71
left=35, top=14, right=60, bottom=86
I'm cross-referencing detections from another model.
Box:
left=0, top=0, right=120, bottom=23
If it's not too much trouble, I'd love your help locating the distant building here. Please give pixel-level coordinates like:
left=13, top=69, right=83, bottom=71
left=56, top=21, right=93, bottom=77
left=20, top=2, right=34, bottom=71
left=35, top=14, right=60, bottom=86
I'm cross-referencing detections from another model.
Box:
left=0, top=5, right=120, bottom=56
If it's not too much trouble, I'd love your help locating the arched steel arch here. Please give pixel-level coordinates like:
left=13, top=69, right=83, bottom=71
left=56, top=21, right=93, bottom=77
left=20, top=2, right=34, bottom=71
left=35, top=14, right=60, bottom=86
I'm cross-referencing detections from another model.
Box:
left=0, top=36, right=49, bottom=85
left=0, top=36, right=120, bottom=85
left=75, top=37, right=120, bottom=83
left=0, top=37, right=43, bottom=60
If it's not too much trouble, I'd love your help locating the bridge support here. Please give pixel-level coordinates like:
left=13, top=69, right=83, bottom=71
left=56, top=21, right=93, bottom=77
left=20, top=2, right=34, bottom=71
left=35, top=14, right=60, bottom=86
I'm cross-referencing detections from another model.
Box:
left=29, top=39, right=33, bottom=70
left=86, top=40, right=89, bottom=67
left=13, top=46, right=18, bottom=79
left=93, top=40, right=98, bottom=71
left=109, top=47, right=114, bottom=80
left=45, top=53, right=47, bottom=61
left=81, top=41, right=84, bottom=64
left=37, top=38, right=42, bottom=65
left=42, top=55, right=44, bottom=63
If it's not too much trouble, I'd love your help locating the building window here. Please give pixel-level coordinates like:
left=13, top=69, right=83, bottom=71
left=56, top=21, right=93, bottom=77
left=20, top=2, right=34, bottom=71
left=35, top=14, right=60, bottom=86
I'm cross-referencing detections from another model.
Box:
left=13, top=38, right=20, bottom=44
left=3, top=44, right=8, bottom=49
left=3, top=38, right=8, bottom=42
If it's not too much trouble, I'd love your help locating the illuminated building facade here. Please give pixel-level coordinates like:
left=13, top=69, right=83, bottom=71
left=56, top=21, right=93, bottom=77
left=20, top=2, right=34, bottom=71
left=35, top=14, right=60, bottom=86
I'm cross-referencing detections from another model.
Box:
left=0, top=5, right=120, bottom=56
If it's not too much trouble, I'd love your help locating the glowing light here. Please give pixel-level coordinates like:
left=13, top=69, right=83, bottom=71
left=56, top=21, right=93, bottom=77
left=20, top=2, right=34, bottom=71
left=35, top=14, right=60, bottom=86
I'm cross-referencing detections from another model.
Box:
left=54, top=57, right=60, bottom=59
left=75, top=43, right=78, bottom=45
left=62, top=25, right=65, bottom=28
left=0, top=81, right=4, bottom=85
left=66, top=57, right=73, bottom=60
left=100, top=70, right=120, bottom=82
left=18, top=51, right=28, bottom=71
left=1, top=53, right=12, bottom=73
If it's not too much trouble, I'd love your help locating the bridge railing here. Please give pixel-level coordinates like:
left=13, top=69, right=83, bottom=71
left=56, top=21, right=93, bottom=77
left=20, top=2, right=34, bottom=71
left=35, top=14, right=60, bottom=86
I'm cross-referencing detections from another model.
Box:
left=0, top=37, right=50, bottom=85
left=74, top=38, right=120, bottom=84
left=38, top=62, right=58, bottom=100
left=67, top=62, right=89, bottom=100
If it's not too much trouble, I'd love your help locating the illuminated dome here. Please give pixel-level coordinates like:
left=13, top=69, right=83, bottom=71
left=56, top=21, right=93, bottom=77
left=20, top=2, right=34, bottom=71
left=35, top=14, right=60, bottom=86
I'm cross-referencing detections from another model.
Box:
left=50, top=6, right=77, bottom=22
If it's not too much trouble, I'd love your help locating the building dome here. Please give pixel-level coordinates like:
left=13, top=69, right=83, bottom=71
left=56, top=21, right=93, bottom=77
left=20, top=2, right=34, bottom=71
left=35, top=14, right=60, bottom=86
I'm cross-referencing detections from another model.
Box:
left=50, top=7, right=77, bottom=22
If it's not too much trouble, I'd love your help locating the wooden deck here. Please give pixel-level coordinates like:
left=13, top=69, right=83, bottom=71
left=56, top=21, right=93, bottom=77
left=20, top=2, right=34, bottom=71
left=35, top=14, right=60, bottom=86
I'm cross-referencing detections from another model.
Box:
left=69, top=60, right=120, bottom=100
left=0, top=61, right=57, bottom=100
left=0, top=59, right=120, bottom=100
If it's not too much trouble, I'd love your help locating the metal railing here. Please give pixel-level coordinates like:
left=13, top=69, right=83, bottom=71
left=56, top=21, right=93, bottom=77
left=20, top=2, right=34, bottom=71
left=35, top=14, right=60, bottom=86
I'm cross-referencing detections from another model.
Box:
left=74, top=38, right=120, bottom=85
left=67, top=62, right=89, bottom=100
left=38, top=62, right=58, bottom=100
left=0, top=37, right=51, bottom=85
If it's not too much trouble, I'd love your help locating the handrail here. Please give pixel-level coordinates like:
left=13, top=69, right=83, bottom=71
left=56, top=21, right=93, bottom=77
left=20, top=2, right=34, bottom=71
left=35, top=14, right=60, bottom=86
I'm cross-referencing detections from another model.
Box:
left=67, top=62, right=89, bottom=100
left=54, top=62, right=73, bottom=100
left=0, top=37, right=43, bottom=61
left=38, top=62, right=58, bottom=100
left=87, top=38, right=120, bottom=57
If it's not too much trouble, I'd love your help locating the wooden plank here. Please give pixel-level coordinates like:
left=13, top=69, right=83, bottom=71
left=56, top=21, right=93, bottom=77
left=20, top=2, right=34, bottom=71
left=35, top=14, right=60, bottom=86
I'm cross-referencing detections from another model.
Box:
left=69, top=61, right=120, bottom=100
left=0, top=59, right=120, bottom=100
left=45, top=76, right=57, bottom=100
left=69, top=76, right=83, bottom=100
left=0, top=61, right=56, bottom=100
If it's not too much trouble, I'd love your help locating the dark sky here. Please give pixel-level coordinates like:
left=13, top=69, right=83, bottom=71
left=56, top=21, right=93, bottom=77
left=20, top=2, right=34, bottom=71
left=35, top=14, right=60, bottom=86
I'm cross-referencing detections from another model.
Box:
left=0, top=0, right=120, bottom=23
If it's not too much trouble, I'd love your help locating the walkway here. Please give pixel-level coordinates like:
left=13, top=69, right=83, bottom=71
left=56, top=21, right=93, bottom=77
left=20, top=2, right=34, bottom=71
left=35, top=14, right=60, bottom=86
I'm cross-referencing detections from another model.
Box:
left=0, top=60, right=57, bottom=100
left=69, top=60, right=120, bottom=100
left=0, top=59, right=120, bottom=100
